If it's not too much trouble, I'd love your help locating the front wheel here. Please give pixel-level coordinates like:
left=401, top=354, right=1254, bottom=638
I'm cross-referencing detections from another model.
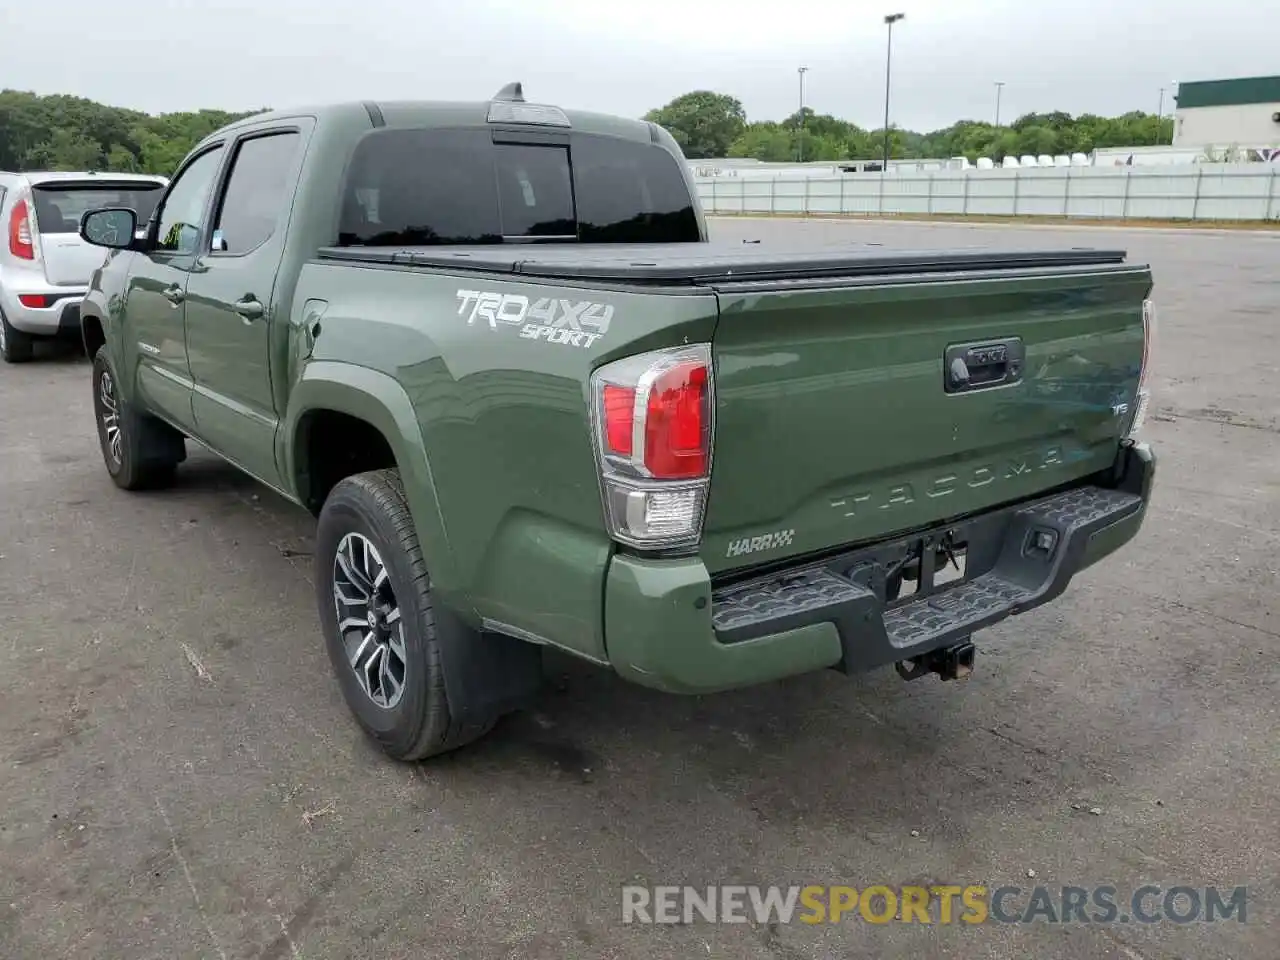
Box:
left=91, top=347, right=184, bottom=489
left=315, top=469, right=501, bottom=761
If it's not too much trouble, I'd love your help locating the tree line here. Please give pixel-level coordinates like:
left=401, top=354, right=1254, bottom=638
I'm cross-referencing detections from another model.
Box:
left=0, top=88, right=1177, bottom=176
left=644, top=91, right=1176, bottom=163
left=0, top=90, right=262, bottom=175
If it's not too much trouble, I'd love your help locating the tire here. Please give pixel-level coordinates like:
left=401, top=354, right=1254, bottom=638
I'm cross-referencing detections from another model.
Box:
left=91, top=346, right=185, bottom=490
left=315, top=469, right=499, bottom=761
left=1, top=311, right=35, bottom=363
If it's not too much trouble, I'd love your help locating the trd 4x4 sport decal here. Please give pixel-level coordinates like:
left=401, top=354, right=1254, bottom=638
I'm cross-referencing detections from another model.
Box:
left=456, top=290, right=613, bottom=349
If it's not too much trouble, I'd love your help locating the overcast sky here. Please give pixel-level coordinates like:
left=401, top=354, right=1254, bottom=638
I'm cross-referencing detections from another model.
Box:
left=4, top=0, right=1276, bottom=131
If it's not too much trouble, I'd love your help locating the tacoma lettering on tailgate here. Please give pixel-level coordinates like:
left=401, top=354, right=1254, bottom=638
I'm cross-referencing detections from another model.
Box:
left=830, top=446, right=1066, bottom=518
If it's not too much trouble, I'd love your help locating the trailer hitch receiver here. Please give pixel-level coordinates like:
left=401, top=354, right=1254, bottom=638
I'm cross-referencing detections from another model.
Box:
left=895, top=640, right=976, bottom=682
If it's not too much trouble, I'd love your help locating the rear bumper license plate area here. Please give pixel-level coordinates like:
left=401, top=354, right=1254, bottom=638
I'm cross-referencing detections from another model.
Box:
left=710, top=483, right=1144, bottom=672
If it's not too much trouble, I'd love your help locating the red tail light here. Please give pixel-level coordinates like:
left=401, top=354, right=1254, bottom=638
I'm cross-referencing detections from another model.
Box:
left=644, top=361, right=709, bottom=479
left=1126, top=298, right=1155, bottom=439
left=8, top=199, right=35, bottom=260
left=1139, top=298, right=1154, bottom=388
left=600, top=362, right=710, bottom=480
left=602, top=385, right=636, bottom=456
left=17, top=294, right=50, bottom=308
left=591, top=345, right=714, bottom=549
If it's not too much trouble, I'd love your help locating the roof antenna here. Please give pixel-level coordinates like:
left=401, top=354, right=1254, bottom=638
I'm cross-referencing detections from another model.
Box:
left=493, top=82, right=525, bottom=103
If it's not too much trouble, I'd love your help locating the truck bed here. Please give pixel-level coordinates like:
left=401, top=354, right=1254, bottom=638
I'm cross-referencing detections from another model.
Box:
left=318, top=242, right=1130, bottom=285
left=318, top=238, right=1150, bottom=577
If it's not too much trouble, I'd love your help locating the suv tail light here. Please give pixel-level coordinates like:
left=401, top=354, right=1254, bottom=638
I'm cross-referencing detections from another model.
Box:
left=1126, top=298, right=1155, bottom=438
left=590, top=344, right=714, bottom=550
left=8, top=199, right=36, bottom=261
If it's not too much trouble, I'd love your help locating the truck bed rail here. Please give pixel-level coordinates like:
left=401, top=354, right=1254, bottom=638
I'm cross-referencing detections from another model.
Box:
left=317, top=243, right=1129, bottom=285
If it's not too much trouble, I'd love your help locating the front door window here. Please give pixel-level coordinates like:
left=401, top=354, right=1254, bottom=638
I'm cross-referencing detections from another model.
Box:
left=154, top=147, right=225, bottom=254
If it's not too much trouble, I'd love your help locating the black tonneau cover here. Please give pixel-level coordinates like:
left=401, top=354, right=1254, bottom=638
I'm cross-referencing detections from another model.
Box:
left=318, top=242, right=1128, bottom=285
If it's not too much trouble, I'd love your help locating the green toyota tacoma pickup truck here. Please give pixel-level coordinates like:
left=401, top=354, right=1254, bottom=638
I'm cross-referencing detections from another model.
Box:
left=77, top=85, right=1156, bottom=762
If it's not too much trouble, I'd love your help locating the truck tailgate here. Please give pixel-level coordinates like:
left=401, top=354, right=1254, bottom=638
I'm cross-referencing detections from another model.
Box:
left=703, top=263, right=1152, bottom=576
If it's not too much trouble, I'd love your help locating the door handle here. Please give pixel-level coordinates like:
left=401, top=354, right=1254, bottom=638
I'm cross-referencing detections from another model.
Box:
left=943, top=338, right=1024, bottom=394
left=162, top=285, right=184, bottom=305
left=232, top=297, right=264, bottom=321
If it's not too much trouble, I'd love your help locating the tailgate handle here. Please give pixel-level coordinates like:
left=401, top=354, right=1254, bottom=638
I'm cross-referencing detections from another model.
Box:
left=944, top=338, right=1024, bottom=394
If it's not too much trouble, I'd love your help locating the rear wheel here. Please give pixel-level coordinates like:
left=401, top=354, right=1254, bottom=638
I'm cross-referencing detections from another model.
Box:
left=92, top=347, right=185, bottom=489
left=0, top=312, right=35, bottom=364
left=315, top=469, right=502, bottom=761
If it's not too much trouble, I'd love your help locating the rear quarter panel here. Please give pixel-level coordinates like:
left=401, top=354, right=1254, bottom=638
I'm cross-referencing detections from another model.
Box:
left=285, top=261, right=718, bottom=663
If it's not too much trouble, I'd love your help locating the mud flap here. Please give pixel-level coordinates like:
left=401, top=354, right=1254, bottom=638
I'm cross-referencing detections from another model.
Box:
left=433, top=605, right=544, bottom=725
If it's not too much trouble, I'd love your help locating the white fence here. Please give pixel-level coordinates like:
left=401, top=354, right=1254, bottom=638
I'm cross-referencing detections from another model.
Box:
left=695, top=164, right=1280, bottom=222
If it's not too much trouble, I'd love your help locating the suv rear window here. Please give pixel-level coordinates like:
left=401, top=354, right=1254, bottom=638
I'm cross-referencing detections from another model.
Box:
left=338, top=128, right=699, bottom=246
left=32, top=183, right=164, bottom=234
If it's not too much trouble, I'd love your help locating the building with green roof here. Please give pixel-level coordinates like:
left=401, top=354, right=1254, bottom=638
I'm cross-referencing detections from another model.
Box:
left=1173, top=76, right=1280, bottom=148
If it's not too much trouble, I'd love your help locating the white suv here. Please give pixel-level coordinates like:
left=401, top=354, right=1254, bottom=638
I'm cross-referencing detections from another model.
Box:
left=0, top=170, right=167, bottom=362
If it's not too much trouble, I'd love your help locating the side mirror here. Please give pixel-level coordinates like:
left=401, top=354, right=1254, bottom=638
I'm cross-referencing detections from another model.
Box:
left=80, top=208, right=139, bottom=250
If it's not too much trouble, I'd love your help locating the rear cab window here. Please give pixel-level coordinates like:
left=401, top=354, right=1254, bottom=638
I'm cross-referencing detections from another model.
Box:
left=31, top=182, right=164, bottom=234
left=337, top=127, right=699, bottom=247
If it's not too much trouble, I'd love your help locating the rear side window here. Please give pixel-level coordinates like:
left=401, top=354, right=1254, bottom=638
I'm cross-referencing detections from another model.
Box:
left=31, top=183, right=164, bottom=234
left=212, top=132, right=302, bottom=255
left=338, top=127, right=699, bottom=246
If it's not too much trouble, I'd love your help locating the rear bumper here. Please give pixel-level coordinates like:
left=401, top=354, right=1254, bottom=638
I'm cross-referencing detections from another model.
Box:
left=604, top=442, right=1155, bottom=694
left=0, top=284, right=85, bottom=335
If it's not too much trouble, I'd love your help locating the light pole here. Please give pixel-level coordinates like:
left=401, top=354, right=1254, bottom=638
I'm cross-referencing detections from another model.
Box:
left=1157, top=87, right=1165, bottom=119
left=994, top=81, right=1005, bottom=127
left=882, top=13, right=905, bottom=176
left=797, top=66, right=809, bottom=162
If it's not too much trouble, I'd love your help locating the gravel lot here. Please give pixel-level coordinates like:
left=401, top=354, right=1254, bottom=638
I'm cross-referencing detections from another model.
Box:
left=1, top=218, right=1276, bottom=960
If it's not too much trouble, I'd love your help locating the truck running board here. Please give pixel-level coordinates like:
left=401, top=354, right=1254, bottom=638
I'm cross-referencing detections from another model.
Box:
left=709, top=485, right=1144, bottom=675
